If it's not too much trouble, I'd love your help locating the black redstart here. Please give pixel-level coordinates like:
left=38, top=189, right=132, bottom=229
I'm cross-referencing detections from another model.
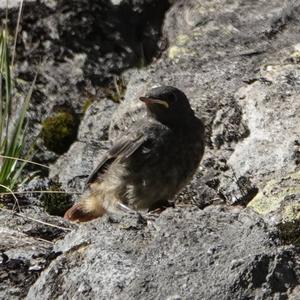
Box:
left=64, top=86, right=205, bottom=222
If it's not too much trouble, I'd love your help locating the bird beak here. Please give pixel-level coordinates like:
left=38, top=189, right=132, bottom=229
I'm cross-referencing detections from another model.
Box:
left=139, top=97, right=169, bottom=108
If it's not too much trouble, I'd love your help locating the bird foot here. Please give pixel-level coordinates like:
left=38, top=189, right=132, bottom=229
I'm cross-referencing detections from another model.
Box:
left=116, top=202, right=147, bottom=225
left=116, top=202, right=163, bottom=225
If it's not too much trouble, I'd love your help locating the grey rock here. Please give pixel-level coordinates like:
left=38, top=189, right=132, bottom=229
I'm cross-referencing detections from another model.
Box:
left=0, top=227, right=51, bottom=300
left=78, top=99, right=117, bottom=144
left=49, top=141, right=110, bottom=192
left=3, top=0, right=300, bottom=298
left=0, top=0, right=170, bottom=163
left=0, top=208, right=73, bottom=300
left=0, top=0, right=35, bottom=8
left=247, top=170, right=300, bottom=245
left=110, top=0, right=123, bottom=5
left=50, top=98, right=116, bottom=191
left=229, top=64, right=300, bottom=185
left=118, top=0, right=300, bottom=207
left=27, top=207, right=300, bottom=299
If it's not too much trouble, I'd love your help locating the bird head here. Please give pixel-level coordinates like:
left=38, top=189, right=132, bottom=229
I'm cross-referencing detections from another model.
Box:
left=139, top=86, right=193, bottom=126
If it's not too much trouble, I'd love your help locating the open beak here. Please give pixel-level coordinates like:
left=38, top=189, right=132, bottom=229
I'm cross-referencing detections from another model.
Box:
left=139, top=97, right=169, bottom=108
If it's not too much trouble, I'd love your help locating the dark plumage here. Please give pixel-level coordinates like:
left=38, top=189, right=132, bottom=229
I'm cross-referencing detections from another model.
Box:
left=64, top=86, right=205, bottom=222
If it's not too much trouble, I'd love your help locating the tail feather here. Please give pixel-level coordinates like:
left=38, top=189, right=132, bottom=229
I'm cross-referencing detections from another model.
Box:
left=64, top=194, right=106, bottom=223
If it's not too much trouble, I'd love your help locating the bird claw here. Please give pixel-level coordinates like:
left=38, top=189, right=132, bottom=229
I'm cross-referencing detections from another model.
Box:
left=116, top=202, right=146, bottom=225
left=116, top=201, right=162, bottom=226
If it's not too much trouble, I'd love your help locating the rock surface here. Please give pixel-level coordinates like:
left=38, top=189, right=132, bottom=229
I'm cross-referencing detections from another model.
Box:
left=50, top=0, right=300, bottom=207
left=1, top=0, right=300, bottom=299
left=27, top=207, right=300, bottom=300
left=248, top=170, right=300, bottom=245
left=50, top=99, right=116, bottom=191
left=0, top=208, right=73, bottom=299
left=0, top=0, right=170, bottom=159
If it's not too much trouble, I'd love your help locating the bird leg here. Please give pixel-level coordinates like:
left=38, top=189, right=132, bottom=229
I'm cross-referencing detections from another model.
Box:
left=116, top=202, right=135, bottom=214
left=116, top=202, right=148, bottom=225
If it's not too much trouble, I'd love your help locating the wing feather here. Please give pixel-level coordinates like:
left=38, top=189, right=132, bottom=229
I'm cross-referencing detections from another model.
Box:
left=84, top=134, right=145, bottom=189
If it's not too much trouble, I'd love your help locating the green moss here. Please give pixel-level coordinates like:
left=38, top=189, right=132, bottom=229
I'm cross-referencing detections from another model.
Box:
left=279, top=221, right=300, bottom=245
left=41, top=183, right=72, bottom=217
left=41, top=111, right=78, bottom=154
left=82, top=98, right=93, bottom=113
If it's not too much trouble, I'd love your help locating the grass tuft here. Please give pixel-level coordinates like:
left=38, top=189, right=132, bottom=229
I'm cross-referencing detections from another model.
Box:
left=0, top=3, right=36, bottom=194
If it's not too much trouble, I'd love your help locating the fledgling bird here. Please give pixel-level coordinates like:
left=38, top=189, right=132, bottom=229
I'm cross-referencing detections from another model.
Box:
left=64, top=86, right=205, bottom=222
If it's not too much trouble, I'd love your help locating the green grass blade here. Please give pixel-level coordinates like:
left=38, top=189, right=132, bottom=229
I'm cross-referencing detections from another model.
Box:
left=2, top=74, right=37, bottom=189
left=11, top=0, right=24, bottom=68
left=8, top=73, right=37, bottom=155
left=0, top=73, right=3, bottom=147
left=0, top=2, right=36, bottom=192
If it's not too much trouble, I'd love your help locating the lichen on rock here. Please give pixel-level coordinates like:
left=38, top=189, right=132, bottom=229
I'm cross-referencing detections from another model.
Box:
left=248, top=171, right=300, bottom=245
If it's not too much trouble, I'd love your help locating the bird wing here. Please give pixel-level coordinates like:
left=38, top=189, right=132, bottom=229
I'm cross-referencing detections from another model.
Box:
left=84, top=133, right=145, bottom=189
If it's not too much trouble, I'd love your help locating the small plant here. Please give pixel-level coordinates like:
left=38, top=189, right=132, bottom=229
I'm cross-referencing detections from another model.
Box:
left=41, top=110, right=78, bottom=154
left=106, top=75, right=126, bottom=102
left=40, top=182, right=73, bottom=216
left=82, top=97, right=93, bottom=113
left=0, top=3, right=77, bottom=217
left=0, top=6, right=36, bottom=194
left=112, top=75, right=126, bottom=102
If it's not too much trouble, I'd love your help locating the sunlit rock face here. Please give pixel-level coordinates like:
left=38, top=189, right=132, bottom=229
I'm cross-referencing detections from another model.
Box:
left=1, top=0, right=300, bottom=299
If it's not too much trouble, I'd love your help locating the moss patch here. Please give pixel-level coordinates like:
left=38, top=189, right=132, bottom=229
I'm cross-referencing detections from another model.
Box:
left=41, top=182, right=73, bottom=217
left=41, top=111, right=78, bottom=154
left=82, top=98, right=93, bottom=113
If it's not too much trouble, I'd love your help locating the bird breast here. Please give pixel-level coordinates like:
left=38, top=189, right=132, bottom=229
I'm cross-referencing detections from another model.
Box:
left=119, top=124, right=204, bottom=210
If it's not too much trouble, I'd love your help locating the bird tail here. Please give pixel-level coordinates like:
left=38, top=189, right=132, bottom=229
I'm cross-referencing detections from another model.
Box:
left=64, top=193, right=107, bottom=223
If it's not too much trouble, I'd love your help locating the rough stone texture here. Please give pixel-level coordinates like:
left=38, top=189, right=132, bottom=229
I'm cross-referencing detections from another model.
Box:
left=50, top=99, right=116, bottom=192
left=39, top=0, right=300, bottom=298
left=0, top=227, right=51, bottom=300
left=6, top=0, right=170, bottom=85
left=1, top=0, right=300, bottom=298
left=50, top=141, right=108, bottom=192
left=0, top=0, right=34, bottom=8
left=0, top=0, right=170, bottom=162
left=248, top=170, right=300, bottom=245
left=77, top=99, right=117, bottom=144
left=248, top=171, right=300, bottom=216
left=229, top=63, right=300, bottom=185
left=0, top=208, right=73, bottom=299
left=27, top=207, right=300, bottom=299
left=79, top=0, right=300, bottom=208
